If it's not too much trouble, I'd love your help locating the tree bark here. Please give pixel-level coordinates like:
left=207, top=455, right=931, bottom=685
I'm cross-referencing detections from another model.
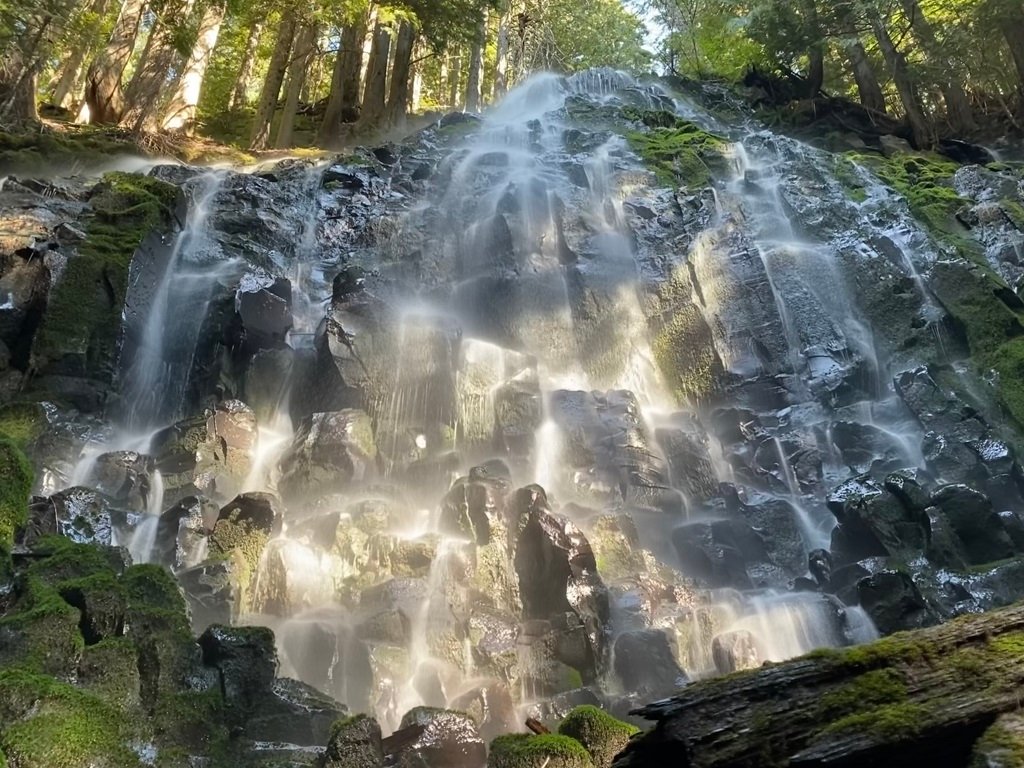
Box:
left=869, top=10, right=934, bottom=149
left=52, top=0, right=111, bottom=109
left=162, top=0, right=225, bottom=134
left=82, top=0, right=146, bottom=124
left=122, top=0, right=197, bottom=132
left=0, top=55, right=40, bottom=125
left=317, top=20, right=366, bottom=145
left=275, top=21, right=317, bottom=149
left=845, top=39, right=887, bottom=114
left=227, top=18, right=263, bottom=110
left=494, top=15, right=509, bottom=99
left=899, top=0, right=976, bottom=134
left=448, top=53, right=462, bottom=109
left=1002, top=11, right=1024, bottom=103
left=465, top=12, right=486, bottom=111
left=355, top=21, right=391, bottom=132
left=614, top=602, right=1024, bottom=768
left=249, top=9, right=296, bottom=151
left=385, top=20, right=415, bottom=129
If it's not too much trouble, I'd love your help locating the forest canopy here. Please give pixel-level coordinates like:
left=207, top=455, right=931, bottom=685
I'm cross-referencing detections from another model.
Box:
left=1, top=0, right=1022, bottom=152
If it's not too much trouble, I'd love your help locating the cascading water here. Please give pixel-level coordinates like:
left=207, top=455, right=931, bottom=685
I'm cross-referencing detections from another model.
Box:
left=75, top=67, right=1024, bottom=733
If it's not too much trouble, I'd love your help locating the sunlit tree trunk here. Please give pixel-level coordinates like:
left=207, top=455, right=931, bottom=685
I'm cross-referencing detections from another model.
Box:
left=227, top=18, right=263, bottom=110
left=448, top=52, right=462, bottom=109
left=52, top=0, right=110, bottom=109
left=318, top=19, right=366, bottom=145
left=385, top=20, right=415, bottom=128
left=465, top=11, right=486, bottom=111
left=410, top=42, right=424, bottom=113
left=359, top=10, right=377, bottom=98
left=845, top=39, right=887, bottom=114
left=249, top=9, right=295, bottom=150
left=162, top=0, right=225, bottom=134
left=275, top=21, right=317, bottom=149
left=356, top=21, right=391, bottom=132
left=494, top=14, right=509, bottom=99
left=82, top=0, right=145, bottom=124
left=899, top=0, right=975, bottom=134
left=869, top=10, right=934, bottom=148
left=0, top=54, right=40, bottom=125
left=122, top=0, right=196, bottom=132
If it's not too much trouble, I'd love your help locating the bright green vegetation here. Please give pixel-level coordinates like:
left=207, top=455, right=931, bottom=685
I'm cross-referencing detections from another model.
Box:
left=818, top=702, right=926, bottom=741
left=832, top=155, right=868, bottom=203
left=33, top=172, right=178, bottom=380
left=488, top=733, right=595, bottom=768
left=623, top=109, right=729, bottom=189
left=817, top=669, right=908, bottom=718
left=558, top=705, right=639, bottom=768
left=0, top=438, right=32, bottom=547
left=0, top=130, right=142, bottom=175
left=0, top=403, right=46, bottom=448
left=850, top=152, right=979, bottom=258
left=0, top=667, right=142, bottom=768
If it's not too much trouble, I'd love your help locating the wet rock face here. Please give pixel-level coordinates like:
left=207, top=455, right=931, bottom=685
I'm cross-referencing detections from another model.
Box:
left=612, top=629, right=687, bottom=698
left=234, top=271, right=292, bottom=352
left=323, top=714, right=384, bottom=768
left=150, top=399, right=257, bottom=503
left=279, top=409, right=377, bottom=501
left=88, top=451, right=156, bottom=510
left=711, top=629, right=761, bottom=674
left=154, top=494, right=218, bottom=569
left=827, top=475, right=931, bottom=564
left=856, top=569, right=940, bottom=635
left=18, top=486, right=115, bottom=548
left=930, top=484, right=1016, bottom=565
left=393, top=707, right=487, bottom=768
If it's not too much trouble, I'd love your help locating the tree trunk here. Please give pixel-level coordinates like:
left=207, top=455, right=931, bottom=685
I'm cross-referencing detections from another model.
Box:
left=614, top=602, right=1024, bottom=768
left=122, top=0, right=196, bottom=132
left=385, top=21, right=415, bottom=129
left=317, top=20, right=366, bottom=145
left=1002, top=12, right=1024, bottom=103
left=899, top=0, right=976, bottom=134
left=448, top=53, right=462, bottom=109
left=845, top=39, right=887, bottom=114
left=0, top=55, right=40, bottom=125
left=83, top=0, right=146, bottom=124
left=162, top=0, right=225, bottom=134
left=465, top=12, right=486, bottom=112
left=52, top=0, right=111, bottom=110
left=355, top=21, right=391, bottom=132
left=869, top=11, right=934, bottom=149
left=275, top=21, right=317, bottom=149
left=359, top=11, right=377, bottom=99
left=805, top=45, right=824, bottom=97
left=410, top=47, right=424, bottom=113
left=494, top=15, right=509, bottom=99
left=249, top=9, right=296, bottom=150
left=227, top=18, right=263, bottom=110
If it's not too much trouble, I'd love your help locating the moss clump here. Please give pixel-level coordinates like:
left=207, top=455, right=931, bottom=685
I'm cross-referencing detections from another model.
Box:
left=1002, top=199, right=1024, bottom=231
left=832, top=155, right=868, bottom=203
left=0, top=666, right=141, bottom=768
left=652, top=301, right=724, bottom=403
left=817, top=669, right=907, bottom=719
left=488, top=733, right=595, bottom=768
left=0, top=403, right=46, bottom=448
left=624, top=111, right=728, bottom=189
left=0, top=438, right=32, bottom=547
left=558, top=705, right=639, bottom=768
left=76, top=639, right=140, bottom=709
left=971, top=712, right=1024, bottom=768
left=33, top=172, right=177, bottom=379
left=122, top=564, right=187, bottom=615
left=819, top=702, right=925, bottom=741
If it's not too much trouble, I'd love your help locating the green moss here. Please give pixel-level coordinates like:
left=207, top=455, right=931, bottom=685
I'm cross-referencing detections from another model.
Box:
left=971, top=713, right=1024, bottom=768
left=488, top=733, right=595, bottom=768
left=26, top=537, right=121, bottom=586
left=0, top=577, right=83, bottom=676
left=0, top=129, right=143, bottom=175
left=122, top=564, right=187, bottom=615
left=0, top=403, right=46, bottom=448
left=0, top=666, right=142, bottom=768
left=1002, top=199, right=1024, bottom=231
left=832, top=155, right=868, bottom=203
left=33, top=172, right=177, bottom=379
left=817, top=669, right=907, bottom=719
left=652, top=302, right=723, bottom=403
left=558, top=705, right=639, bottom=768
left=330, top=713, right=373, bottom=737
left=818, top=702, right=925, bottom=741
left=77, top=638, right=140, bottom=708
left=851, top=151, right=980, bottom=258
left=0, top=438, right=32, bottom=547
left=624, top=112, right=728, bottom=189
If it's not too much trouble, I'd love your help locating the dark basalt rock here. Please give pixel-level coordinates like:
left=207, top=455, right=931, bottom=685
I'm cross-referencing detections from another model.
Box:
left=711, top=629, right=762, bottom=674
left=930, top=484, right=1016, bottom=566
left=87, top=451, right=156, bottom=510
left=392, top=707, right=486, bottom=768
left=154, top=494, right=219, bottom=569
left=322, top=714, right=384, bottom=768
left=18, top=486, right=116, bottom=548
left=279, top=409, right=378, bottom=500
left=612, top=629, right=687, bottom=698
left=856, top=569, right=941, bottom=635
left=826, top=475, right=931, bottom=564
left=234, top=271, right=292, bottom=351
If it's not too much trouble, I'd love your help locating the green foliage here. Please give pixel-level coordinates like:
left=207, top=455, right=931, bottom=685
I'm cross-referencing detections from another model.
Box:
left=0, top=439, right=32, bottom=548
left=33, top=172, right=177, bottom=379
left=818, top=702, right=926, bottom=741
left=0, top=403, right=46, bottom=448
left=817, top=669, right=908, bottom=719
left=0, top=130, right=142, bottom=175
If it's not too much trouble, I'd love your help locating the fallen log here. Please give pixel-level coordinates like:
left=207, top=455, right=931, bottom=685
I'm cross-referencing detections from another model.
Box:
left=613, top=602, right=1024, bottom=768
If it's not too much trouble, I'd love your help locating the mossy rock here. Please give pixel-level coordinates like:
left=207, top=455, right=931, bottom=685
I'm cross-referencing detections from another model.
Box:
left=57, top=571, right=127, bottom=643
left=558, top=705, right=639, bottom=768
left=0, top=666, right=142, bottom=767
left=488, top=733, right=595, bottom=768
left=25, top=536, right=125, bottom=586
left=32, top=172, right=178, bottom=383
left=652, top=301, right=724, bottom=403
left=971, top=712, right=1024, bottom=767
left=0, top=129, right=143, bottom=175
left=0, top=402, right=47, bottom=448
left=0, top=438, right=32, bottom=547
left=76, top=638, right=141, bottom=710
left=623, top=110, right=728, bottom=189
left=0, top=579, right=83, bottom=677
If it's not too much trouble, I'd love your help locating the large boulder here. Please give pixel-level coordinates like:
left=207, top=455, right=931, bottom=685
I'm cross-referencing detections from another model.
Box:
left=87, top=451, right=157, bottom=510
left=392, top=707, right=487, bottom=768
left=279, top=410, right=377, bottom=501
left=487, top=734, right=595, bottom=768
left=612, top=629, right=687, bottom=698
left=930, top=485, right=1016, bottom=566
left=827, top=475, right=931, bottom=563
left=558, top=705, right=639, bottom=768
left=19, top=486, right=115, bottom=548
left=322, top=714, right=384, bottom=768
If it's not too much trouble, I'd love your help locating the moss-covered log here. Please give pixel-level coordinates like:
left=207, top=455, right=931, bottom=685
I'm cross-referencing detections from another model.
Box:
left=613, top=602, right=1024, bottom=768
